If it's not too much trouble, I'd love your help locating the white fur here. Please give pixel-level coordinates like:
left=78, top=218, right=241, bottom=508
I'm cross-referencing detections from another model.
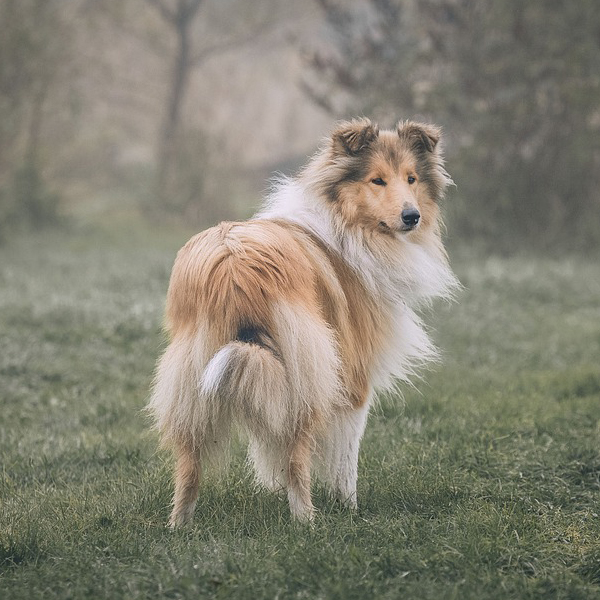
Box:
left=200, top=345, right=236, bottom=398
left=316, top=401, right=372, bottom=508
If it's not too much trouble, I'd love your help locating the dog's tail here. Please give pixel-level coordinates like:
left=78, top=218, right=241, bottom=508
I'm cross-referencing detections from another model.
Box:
left=148, top=222, right=342, bottom=452
left=201, top=303, right=341, bottom=437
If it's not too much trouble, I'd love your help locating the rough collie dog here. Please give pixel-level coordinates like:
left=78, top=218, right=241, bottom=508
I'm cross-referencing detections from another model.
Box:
left=148, top=118, right=459, bottom=526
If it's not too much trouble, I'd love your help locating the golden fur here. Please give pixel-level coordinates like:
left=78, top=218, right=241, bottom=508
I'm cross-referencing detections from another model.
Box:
left=148, top=118, right=459, bottom=526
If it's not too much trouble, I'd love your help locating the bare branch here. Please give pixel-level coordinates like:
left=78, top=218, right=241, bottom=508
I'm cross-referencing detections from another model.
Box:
left=180, top=0, right=204, bottom=22
left=298, top=80, right=336, bottom=114
left=189, top=19, right=276, bottom=66
left=144, top=0, right=177, bottom=25
left=314, top=0, right=342, bottom=14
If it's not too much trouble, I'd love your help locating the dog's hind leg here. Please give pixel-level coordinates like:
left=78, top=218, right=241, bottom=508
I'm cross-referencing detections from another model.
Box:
left=286, top=427, right=315, bottom=521
left=169, top=441, right=201, bottom=528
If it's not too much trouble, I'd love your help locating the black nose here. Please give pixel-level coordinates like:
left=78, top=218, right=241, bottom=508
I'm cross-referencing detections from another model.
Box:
left=401, top=208, right=420, bottom=227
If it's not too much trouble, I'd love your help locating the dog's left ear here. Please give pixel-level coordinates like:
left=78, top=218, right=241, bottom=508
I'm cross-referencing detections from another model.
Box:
left=331, top=118, right=379, bottom=156
left=397, top=121, right=441, bottom=153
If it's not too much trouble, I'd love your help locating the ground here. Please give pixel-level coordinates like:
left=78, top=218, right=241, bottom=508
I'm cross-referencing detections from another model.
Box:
left=1, top=224, right=599, bottom=599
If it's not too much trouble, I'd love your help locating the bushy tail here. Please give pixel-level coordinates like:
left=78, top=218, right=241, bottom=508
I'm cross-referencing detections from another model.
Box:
left=199, top=338, right=291, bottom=436
left=148, top=303, right=343, bottom=453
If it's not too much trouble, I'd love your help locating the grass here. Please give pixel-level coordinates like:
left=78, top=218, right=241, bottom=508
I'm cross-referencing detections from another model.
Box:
left=1, top=223, right=599, bottom=599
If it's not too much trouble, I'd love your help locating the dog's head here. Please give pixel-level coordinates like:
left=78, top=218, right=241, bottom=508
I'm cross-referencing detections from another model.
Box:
left=311, top=118, right=451, bottom=238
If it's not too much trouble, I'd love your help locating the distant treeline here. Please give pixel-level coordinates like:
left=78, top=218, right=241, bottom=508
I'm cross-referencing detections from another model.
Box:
left=1, top=0, right=598, bottom=252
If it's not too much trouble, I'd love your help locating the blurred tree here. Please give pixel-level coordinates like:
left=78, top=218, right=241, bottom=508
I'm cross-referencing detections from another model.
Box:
left=304, top=0, right=600, bottom=250
left=144, top=0, right=204, bottom=211
left=144, top=0, right=273, bottom=216
left=0, top=0, right=77, bottom=237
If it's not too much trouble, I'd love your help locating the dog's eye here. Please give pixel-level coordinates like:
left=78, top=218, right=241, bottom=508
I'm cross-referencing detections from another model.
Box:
left=407, top=175, right=416, bottom=184
left=371, top=178, right=386, bottom=186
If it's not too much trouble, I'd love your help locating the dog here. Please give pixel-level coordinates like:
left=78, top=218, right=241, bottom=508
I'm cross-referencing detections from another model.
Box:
left=148, top=118, right=459, bottom=526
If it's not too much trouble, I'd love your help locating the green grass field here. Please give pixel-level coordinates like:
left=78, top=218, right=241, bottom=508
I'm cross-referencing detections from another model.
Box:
left=1, top=225, right=599, bottom=599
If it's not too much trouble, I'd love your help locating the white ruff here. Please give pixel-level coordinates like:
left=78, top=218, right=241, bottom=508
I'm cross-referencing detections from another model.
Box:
left=259, top=178, right=458, bottom=305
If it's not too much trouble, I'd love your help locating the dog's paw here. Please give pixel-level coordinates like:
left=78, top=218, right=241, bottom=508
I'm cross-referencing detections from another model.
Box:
left=292, top=505, right=316, bottom=525
left=168, top=507, right=194, bottom=529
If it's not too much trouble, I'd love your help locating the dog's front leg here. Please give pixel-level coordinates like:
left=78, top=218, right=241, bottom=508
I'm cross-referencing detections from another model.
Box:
left=327, top=402, right=371, bottom=509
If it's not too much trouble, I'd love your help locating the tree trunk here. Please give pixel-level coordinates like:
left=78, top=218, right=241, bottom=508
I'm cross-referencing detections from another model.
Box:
left=156, top=15, right=191, bottom=208
left=26, top=77, right=49, bottom=169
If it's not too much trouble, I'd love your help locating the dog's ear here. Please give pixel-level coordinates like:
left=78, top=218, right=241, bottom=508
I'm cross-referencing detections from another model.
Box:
left=397, top=121, right=441, bottom=153
left=331, top=118, right=379, bottom=156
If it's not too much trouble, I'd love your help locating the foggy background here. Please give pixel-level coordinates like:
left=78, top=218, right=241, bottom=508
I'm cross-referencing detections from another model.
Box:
left=1, top=0, right=599, bottom=253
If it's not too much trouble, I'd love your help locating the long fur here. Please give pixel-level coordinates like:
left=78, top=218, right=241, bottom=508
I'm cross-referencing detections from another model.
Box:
left=148, top=118, right=460, bottom=526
